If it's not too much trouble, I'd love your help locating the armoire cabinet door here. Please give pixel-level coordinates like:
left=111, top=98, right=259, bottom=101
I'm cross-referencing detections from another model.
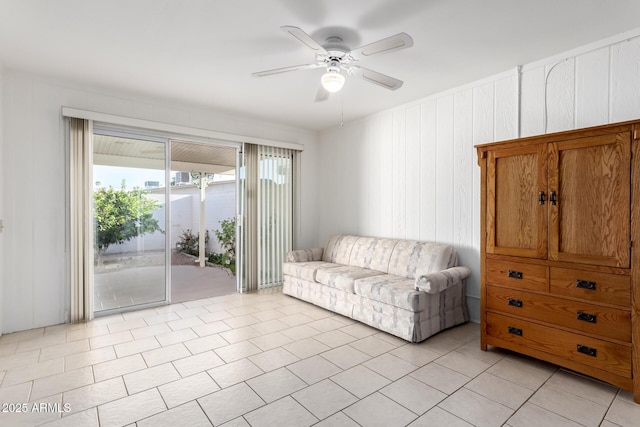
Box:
left=487, top=144, right=548, bottom=258
left=548, top=131, right=631, bottom=267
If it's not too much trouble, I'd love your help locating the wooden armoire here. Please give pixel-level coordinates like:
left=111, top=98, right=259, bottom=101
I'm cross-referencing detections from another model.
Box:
left=476, top=119, right=640, bottom=403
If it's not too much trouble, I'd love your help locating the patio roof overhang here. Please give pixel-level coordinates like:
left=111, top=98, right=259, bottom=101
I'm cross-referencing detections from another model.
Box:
left=93, top=134, right=237, bottom=175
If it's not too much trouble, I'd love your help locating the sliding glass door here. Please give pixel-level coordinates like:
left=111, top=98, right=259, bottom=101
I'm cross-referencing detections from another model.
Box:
left=92, top=135, right=168, bottom=312
left=169, top=141, right=238, bottom=302
left=90, top=130, right=241, bottom=314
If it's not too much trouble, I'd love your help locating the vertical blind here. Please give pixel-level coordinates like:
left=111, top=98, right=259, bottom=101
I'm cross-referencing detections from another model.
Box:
left=69, top=118, right=94, bottom=322
left=258, top=144, right=294, bottom=288
left=241, top=143, right=296, bottom=291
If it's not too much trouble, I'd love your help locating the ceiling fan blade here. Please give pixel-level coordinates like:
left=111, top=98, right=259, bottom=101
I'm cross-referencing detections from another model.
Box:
left=315, top=85, right=329, bottom=102
left=347, top=65, right=404, bottom=90
left=252, top=63, right=318, bottom=77
left=348, top=32, right=413, bottom=60
left=281, top=26, right=328, bottom=55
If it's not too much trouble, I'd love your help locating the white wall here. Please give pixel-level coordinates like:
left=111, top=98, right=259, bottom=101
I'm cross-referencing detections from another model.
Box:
left=1, top=71, right=319, bottom=333
left=318, top=30, right=640, bottom=323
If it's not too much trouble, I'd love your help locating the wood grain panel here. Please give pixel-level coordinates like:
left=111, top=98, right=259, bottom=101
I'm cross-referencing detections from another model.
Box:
left=392, top=110, right=406, bottom=239
left=495, top=153, right=538, bottom=248
left=436, top=96, right=454, bottom=243
left=368, top=118, right=382, bottom=235
left=405, top=106, right=421, bottom=239
left=420, top=100, right=437, bottom=242
left=486, top=259, right=548, bottom=292
left=494, top=75, right=517, bottom=141
left=576, top=47, right=610, bottom=128
left=520, top=67, right=545, bottom=137
left=546, top=58, right=575, bottom=133
left=486, top=312, right=631, bottom=378
left=487, top=286, right=631, bottom=342
left=548, top=131, right=631, bottom=267
left=610, top=37, right=640, bottom=123
left=453, top=90, right=473, bottom=248
left=487, top=144, right=547, bottom=258
left=550, top=267, right=631, bottom=307
left=379, top=114, right=393, bottom=237
left=472, top=83, right=495, bottom=145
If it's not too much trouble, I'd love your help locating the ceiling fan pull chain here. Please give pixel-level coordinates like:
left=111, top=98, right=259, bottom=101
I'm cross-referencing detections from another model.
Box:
left=341, top=91, right=344, bottom=128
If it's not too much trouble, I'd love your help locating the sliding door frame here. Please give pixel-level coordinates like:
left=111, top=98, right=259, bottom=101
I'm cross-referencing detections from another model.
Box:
left=91, top=125, right=242, bottom=315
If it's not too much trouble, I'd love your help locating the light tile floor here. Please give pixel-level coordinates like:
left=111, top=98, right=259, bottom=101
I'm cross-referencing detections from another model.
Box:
left=0, top=287, right=639, bottom=426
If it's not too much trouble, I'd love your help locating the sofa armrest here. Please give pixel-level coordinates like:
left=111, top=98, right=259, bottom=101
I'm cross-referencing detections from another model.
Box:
left=286, top=248, right=324, bottom=262
left=415, top=266, right=471, bottom=294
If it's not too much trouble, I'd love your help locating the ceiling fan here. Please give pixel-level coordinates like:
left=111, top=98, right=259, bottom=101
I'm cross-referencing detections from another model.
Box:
left=252, top=26, right=413, bottom=102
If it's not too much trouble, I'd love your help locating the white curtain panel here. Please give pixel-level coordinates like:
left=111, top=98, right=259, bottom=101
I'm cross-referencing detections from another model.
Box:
left=69, top=118, right=94, bottom=322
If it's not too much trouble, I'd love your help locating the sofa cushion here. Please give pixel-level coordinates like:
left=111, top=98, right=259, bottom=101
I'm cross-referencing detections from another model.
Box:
left=387, top=241, right=457, bottom=279
left=354, top=275, right=426, bottom=312
left=316, top=265, right=385, bottom=293
left=323, top=235, right=360, bottom=264
left=287, top=248, right=324, bottom=262
left=283, top=261, right=341, bottom=282
left=348, top=237, right=399, bottom=273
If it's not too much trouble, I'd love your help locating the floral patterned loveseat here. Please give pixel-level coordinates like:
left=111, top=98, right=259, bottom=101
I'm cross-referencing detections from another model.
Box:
left=282, top=234, right=470, bottom=342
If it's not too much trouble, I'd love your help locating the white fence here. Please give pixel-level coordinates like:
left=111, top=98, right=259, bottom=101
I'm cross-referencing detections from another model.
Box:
left=103, top=181, right=236, bottom=255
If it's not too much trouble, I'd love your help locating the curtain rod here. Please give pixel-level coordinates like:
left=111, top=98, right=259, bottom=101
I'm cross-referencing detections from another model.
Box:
left=61, top=107, right=305, bottom=151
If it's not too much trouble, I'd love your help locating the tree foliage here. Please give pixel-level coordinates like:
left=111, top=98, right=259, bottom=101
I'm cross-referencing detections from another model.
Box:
left=94, top=181, right=163, bottom=254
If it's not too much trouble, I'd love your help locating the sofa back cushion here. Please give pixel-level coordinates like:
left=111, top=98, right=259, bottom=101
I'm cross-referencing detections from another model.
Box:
left=323, top=235, right=360, bottom=264
left=348, top=237, right=398, bottom=273
left=387, top=240, right=457, bottom=279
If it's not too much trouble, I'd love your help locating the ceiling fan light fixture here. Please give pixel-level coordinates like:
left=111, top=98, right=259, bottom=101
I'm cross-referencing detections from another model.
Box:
left=321, top=67, right=345, bottom=93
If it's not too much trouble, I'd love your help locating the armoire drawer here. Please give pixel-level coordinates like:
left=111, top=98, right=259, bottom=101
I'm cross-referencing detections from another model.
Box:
left=486, top=312, right=632, bottom=378
left=486, top=259, right=547, bottom=292
left=549, top=267, right=631, bottom=308
left=487, top=286, right=631, bottom=342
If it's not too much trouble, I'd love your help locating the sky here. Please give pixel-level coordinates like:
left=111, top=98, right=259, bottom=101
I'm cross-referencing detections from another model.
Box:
left=93, top=166, right=236, bottom=190
left=93, top=165, right=165, bottom=190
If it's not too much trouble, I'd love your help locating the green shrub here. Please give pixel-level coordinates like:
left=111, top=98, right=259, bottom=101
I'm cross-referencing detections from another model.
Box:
left=176, top=229, right=209, bottom=257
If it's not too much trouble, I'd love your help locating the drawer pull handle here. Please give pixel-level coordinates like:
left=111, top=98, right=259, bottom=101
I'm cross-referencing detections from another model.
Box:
left=577, top=344, right=597, bottom=357
left=507, top=270, right=523, bottom=280
left=577, top=311, right=597, bottom=323
left=508, top=298, right=523, bottom=308
left=576, top=279, right=596, bottom=290
left=508, top=326, right=523, bottom=336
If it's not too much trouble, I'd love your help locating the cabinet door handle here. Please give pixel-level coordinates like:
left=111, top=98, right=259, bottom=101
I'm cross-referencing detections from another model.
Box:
left=508, top=326, right=523, bottom=336
left=577, top=311, right=597, bottom=323
left=550, top=191, right=557, bottom=205
left=508, top=298, right=523, bottom=308
left=577, top=344, right=597, bottom=357
left=507, top=270, right=523, bottom=279
left=576, top=279, right=596, bottom=290
left=538, top=191, right=546, bottom=205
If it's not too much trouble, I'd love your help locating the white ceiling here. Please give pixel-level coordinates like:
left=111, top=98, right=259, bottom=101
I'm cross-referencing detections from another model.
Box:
left=1, top=0, right=640, bottom=131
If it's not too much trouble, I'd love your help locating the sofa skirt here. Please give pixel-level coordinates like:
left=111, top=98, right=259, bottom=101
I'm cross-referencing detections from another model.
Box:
left=283, top=275, right=469, bottom=342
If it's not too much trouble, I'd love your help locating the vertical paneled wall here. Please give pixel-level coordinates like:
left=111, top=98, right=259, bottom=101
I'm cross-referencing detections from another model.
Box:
left=318, top=31, right=640, bottom=323
left=521, top=35, right=640, bottom=136
left=319, top=72, right=519, bottom=323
